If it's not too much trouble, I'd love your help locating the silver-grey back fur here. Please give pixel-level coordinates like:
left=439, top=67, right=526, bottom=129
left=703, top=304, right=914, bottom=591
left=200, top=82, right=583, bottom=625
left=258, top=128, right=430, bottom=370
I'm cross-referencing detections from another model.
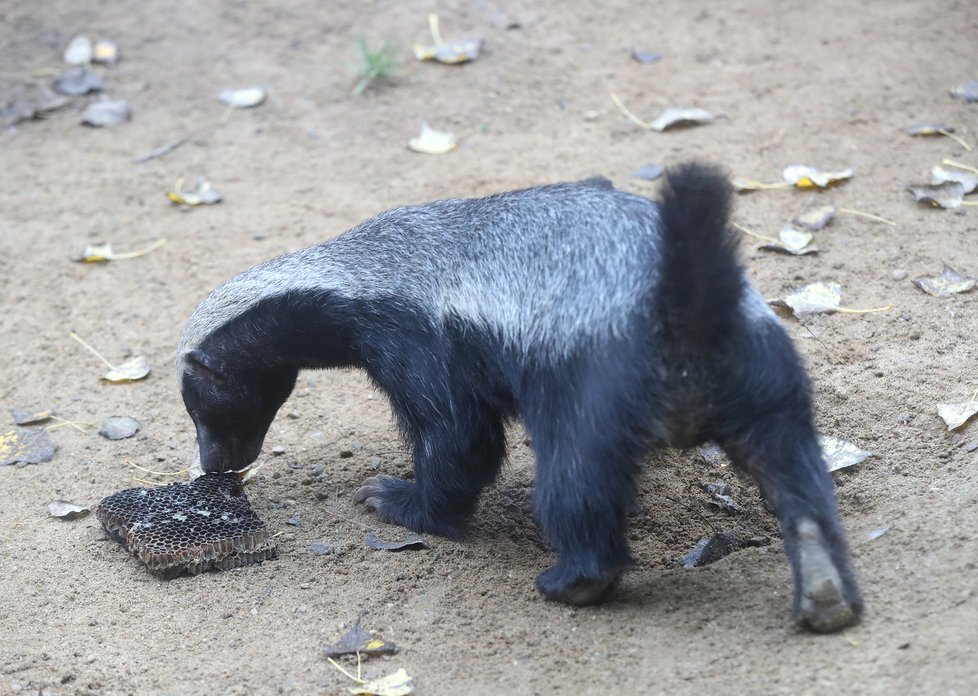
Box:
left=178, top=183, right=667, bottom=371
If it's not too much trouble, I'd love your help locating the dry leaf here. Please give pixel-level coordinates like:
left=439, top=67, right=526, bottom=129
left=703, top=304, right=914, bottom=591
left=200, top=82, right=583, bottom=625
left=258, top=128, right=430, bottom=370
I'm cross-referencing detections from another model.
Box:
left=102, top=356, right=151, bottom=383
left=937, top=401, right=978, bottom=430
left=10, top=408, right=53, bottom=426
left=413, top=39, right=482, bottom=64
left=772, top=281, right=842, bottom=316
left=793, top=205, right=836, bottom=230
left=92, top=40, right=119, bottom=65
left=0, top=427, right=56, bottom=466
left=348, top=668, right=413, bottom=696
left=365, top=533, right=429, bottom=551
left=98, top=416, right=142, bottom=440
left=168, top=178, right=223, bottom=206
left=911, top=264, right=976, bottom=297
left=408, top=123, right=457, bottom=154
left=648, top=106, right=714, bottom=132
left=950, top=80, right=978, bottom=103
left=681, top=530, right=736, bottom=568
left=759, top=225, right=818, bottom=255
left=73, top=239, right=166, bottom=263
left=81, top=99, right=131, bottom=127
left=907, top=121, right=957, bottom=137
left=631, top=47, right=662, bottom=64
left=64, top=35, right=93, bottom=65
left=48, top=500, right=91, bottom=520
left=818, top=435, right=872, bottom=472
left=931, top=165, right=978, bottom=194
left=323, top=624, right=399, bottom=658
left=219, top=86, right=267, bottom=108
left=782, top=165, right=853, bottom=189
left=53, top=67, right=102, bottom=96
left=905, top=181, right=966, bottom=209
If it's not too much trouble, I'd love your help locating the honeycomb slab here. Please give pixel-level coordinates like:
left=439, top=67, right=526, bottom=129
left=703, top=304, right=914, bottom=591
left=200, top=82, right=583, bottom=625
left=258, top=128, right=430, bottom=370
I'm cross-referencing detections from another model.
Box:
left=97, top=473, right=276, bottom=578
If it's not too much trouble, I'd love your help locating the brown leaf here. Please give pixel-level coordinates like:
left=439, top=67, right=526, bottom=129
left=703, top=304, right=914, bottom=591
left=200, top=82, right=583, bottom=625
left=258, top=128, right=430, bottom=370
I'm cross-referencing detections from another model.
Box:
left=911, top=264, right=976, bottom=297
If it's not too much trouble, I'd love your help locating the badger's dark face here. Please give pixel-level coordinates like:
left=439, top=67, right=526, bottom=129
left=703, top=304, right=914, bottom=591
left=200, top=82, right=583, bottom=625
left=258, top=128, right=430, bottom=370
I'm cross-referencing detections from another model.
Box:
left=180, top=349, right=298, bottom=473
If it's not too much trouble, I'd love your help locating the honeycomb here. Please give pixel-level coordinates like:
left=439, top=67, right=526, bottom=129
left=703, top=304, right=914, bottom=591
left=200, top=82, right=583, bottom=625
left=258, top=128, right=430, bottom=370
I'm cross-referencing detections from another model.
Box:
left=96, top=473, right=276, bottom=578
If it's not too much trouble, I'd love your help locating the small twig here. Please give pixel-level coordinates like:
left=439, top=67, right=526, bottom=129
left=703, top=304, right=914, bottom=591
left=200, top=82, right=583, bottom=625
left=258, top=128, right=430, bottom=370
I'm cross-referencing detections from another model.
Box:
left=798, top=318, right=834, bottom=357
left=609, top=92, right=654, bottom=130
left=943, top=159, right=978, bottom=175
left=835, top=304, right=894, bottom=314
left=428, top=13, right=445, bottom=47
left=45, top=416, right=93, bottom=434
left=731, top=178, right=793, bottom=191
left=936, top=129, right=972, bottom=152
left=133, top=138, right=187, bottom=164
left=837, top=208, right=896, bottom=226
left=327, top=657, right=367, bottom=685
left=131, top=477, right=163, bottom=487
left=68, top=332, right=116, bottom=370
left=107, top=238, right=168, bottom=260
left=218, top=104, right=234, bottom=124
left=731, top=221, right=778, bottom=244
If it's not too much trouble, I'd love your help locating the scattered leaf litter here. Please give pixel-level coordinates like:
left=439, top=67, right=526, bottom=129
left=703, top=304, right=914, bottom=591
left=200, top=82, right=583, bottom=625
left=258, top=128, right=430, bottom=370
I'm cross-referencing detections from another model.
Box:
left=323, top=623, right=399, bottom=658
left=950, top=80, right=978, bottom=103
left=80, top=98, right=131, bottom=127
left=904, top=181, right=967, bottom=209
left=793, top=205, right=836, bottom=230
left=759, top=225, right=819, bottom=255
left=408, top=123, right=457, bottom=154
left=931, top=164, right=978, bottom=193
left=53, top=67, right=103, bottom=96
left=347, top=669, right=414, bottom=696
left=0, top=427, right=56, bottom=466
left=365, top=533, right=430, bottom=551
left=63, top=35, right=94, bottom=65
left=771, top=282, right=892, bottom=318
left=73, top=238, right=166, bottom=262
left=168, top=178, right=223, bottom=206
left=69, top=332, right=152, bottom=383
left=219, top=86, right=267, bottom=109
left=937, top=400, right=978, bottom=431
left=782, top=165, right=853, bottom=189
left=818, top=435, right=872, bottom=472
left=49, top=500, right=91, bottom=520
left=413, top=14, right=482, bottom=64
left=10, top=409, right=53, bottom=426
left=911, top=264, right=976, bottom=297
left=609, top=94, right=714, bottom=131
left=98, top=416, right=142, bottom=440
left=907, top=122, right=971, bottom=151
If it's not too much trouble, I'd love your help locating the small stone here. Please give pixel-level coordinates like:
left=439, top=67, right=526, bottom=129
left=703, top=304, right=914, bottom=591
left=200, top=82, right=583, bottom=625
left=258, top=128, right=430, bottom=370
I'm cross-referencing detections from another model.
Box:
left=64, top=35, right=94, bottom=65
left=583, top=110, right=600, bottom=122
left=338, top=449, right=354, bottom=459
left=311, top=464, right=325, bottom=477
left=891, top=269, right=907, bottom=281
left=271, top=445, right=287, bottom=456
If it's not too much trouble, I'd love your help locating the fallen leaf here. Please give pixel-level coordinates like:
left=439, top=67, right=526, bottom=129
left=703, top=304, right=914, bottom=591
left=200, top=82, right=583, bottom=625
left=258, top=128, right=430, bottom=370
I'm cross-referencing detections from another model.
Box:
left=931, top=165, right=978, bottom=194
left=73, top=238, right=166, bottom=262
left=937, top=401, right=978, bottom=430
left=219, top=86, right=267, bottom=108
left=631, top=47, right=662, bottom=64
left=102, top=356, right=151, bottom=383
left=782, top=165, right=853, bottom=189
left=53, top=67, right=102, bottom=96
left=48, top=500, right=91, bottom=520
left=0, top=427, right=56, bottom=466
left=407, top=123, right=457, bottom=154
left=98, top=416, right=142, bottom=440
left=681, top=530, right=736, bottom=568
left=907, top=121, right=957, bottom=137
left=905, top=181, right=966, bottom=209
left=759, top=225, right=818, bottom=255
left=1, top=93, right=71, bottom=127
left=772, top=281, right=842, bottom=316
left=648, top=106, right=714, bottom=132
left=80, top=98, right=131, bottom=127
left=323, top=623, right=399, bottom=658
left=92, top=40, right=119, bottom=65
left=950, top=80, right=978, bottom=103
left=911, top=263, right=976, bottom=297
left=413, top=39, right=482, bottom=64
left=168, top=178, right=223, bottom=206
left=348, top=668, right=413, bottom=696
left=10, top=408, right=53, bottom=426
left=793, top=205, right=836, bottom=230
left=64, top=35, right=93, bottom=65
left=365, top=533, right=429, bottom=551
left=632, top=163, right=664, bottom=181
left=867, top=528, right=888, bottom=541
left=818, top=435, right=872, bottom=472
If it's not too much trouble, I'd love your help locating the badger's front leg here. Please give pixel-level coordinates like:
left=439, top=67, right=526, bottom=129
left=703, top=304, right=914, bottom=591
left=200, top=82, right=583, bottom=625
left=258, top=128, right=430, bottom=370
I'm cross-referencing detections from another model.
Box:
left=354, top=400, right=506, bottom=541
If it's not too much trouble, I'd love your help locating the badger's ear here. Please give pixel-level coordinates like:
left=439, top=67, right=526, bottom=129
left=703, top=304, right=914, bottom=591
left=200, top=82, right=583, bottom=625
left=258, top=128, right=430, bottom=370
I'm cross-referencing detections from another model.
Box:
left=185, top=349, right=226, bottom=381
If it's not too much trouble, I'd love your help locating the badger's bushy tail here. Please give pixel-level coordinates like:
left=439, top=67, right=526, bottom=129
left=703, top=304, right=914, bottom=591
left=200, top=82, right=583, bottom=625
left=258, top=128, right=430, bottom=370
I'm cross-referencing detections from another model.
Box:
left=656, top=163, right=744, bottom=349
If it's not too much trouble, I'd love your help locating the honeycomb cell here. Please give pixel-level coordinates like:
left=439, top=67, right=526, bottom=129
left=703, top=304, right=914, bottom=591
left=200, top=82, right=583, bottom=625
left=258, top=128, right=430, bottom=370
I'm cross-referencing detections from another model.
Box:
left=96, top=473, right=276, bottom=578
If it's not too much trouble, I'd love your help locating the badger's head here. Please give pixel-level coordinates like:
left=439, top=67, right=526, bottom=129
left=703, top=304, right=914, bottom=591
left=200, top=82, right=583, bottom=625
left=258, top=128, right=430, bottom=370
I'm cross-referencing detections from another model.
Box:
left=179, top=347, right=298, bottom=474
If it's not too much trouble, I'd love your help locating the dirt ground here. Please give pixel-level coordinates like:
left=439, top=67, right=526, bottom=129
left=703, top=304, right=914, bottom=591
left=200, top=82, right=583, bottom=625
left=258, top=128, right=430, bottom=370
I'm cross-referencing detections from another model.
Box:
left=2, top=1, right=977, bottom=694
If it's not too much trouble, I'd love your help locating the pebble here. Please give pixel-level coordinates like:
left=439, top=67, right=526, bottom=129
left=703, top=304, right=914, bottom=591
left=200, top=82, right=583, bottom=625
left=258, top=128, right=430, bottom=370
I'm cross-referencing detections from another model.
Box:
left=271, top=445, right=286, bottom=456
left=892, top=269, right=908, bottom=281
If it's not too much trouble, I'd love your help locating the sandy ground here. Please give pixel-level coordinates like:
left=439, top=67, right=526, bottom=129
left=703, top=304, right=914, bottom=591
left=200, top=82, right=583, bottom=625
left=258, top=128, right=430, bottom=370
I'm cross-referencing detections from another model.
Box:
left=2, top=1, right=977, bottom=694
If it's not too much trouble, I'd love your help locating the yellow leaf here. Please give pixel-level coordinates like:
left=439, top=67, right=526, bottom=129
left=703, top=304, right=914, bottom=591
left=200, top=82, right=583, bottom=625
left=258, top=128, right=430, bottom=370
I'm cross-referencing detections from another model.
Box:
left=782, top=165, right=852, bottom=189
left=408, top=123, right=457, bottom=154
left=102, top=356, right=151, bottom=383
left=348, top=668, right=413, bottom=696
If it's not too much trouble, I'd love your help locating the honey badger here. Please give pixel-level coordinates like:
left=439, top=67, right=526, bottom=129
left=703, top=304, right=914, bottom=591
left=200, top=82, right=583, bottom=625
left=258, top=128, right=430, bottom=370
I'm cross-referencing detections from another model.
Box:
left=177, top=163, right=862, bottom=631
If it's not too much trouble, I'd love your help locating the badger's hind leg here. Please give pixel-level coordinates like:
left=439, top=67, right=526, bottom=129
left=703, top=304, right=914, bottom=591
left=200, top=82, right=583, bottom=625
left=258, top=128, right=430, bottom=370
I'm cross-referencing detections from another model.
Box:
left=354, top=399, right=506, bottom=541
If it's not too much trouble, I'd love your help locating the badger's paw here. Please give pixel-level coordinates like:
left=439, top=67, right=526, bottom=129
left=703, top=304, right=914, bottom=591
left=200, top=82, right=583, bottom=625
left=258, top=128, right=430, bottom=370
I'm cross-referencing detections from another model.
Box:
left=353, top=476, right=466, bottom=540
left=794, top=519, right=863, bottom=632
